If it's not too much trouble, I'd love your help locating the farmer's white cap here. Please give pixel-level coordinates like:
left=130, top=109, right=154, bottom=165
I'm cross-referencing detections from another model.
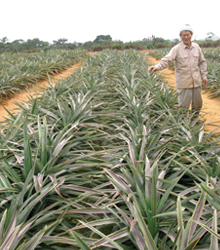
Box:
left=180, top=24, right=193, bottom=34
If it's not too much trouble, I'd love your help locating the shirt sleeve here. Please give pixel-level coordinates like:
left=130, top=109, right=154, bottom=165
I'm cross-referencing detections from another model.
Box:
left=155, top=47, right=176, bottom=71
left=198, top=47, right=208, bottom=80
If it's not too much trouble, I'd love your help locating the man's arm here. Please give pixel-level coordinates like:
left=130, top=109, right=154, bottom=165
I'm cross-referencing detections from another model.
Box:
left=148, top=47, right=176, bottom=74
left=198, top=47, right=208, bottom=86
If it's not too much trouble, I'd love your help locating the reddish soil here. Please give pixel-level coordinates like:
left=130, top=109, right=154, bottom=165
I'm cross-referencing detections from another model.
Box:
left=147, top=56, right=220, bottom=133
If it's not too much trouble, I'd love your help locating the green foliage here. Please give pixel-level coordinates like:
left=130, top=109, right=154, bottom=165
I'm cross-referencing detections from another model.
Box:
left=52, top=38, right=77, bottom=50
left=148, top=48, right=172, bottom=60
left=203, top=58, right=220, bottom=98
left=83, top=41, right=93, bottom=50
left=0, top=49, right=220, bottom=249
left=12, top=47, right=19, bottom=53
left=93, top=35, right=112, bottom=44
left=154, top=42, right=170, bottom=49
left=1, top=34, right=220, bottom=54
left=0, top=49, right=88, bottom=100
left=198, top=39, right=220, bottom=48
left=146, top=42, right=154, bottom=49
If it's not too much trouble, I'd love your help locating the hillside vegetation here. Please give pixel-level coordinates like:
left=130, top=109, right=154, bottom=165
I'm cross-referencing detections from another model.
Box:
left=1, top=34, right=220, bottom=53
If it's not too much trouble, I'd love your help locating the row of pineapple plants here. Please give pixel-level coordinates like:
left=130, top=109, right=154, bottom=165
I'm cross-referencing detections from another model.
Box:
left=0, top=49, right=88, bottom=101
left=0, top=49, right=220, bottom=249
left=148, top=47, right=220, bottom=99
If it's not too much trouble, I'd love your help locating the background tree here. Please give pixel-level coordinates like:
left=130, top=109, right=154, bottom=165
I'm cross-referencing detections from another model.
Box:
left=53, top=38, right=68, bottom=46
left=0, top=42, right=4, bottom=50
left=11, top=39, right=24, bottom=51
left=206, top=32, right=215, bottom=41
left=83, top=41, right=93, bottom=50
left=25, top=38, right=49, bottom=50
left=93, top=35, right=112, bottom=44
left=1, top=37, right=9, bottom=43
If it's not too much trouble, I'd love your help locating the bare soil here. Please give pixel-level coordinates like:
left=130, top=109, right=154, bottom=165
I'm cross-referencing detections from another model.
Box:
left=147, top=56, right=220, bottom=133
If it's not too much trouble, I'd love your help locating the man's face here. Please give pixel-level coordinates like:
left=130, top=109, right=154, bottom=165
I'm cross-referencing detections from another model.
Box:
left=180, top=31, right=193, bottom=46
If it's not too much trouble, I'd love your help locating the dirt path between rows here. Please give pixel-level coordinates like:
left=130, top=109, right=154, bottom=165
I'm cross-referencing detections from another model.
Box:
left=0, top=63, right=81, bottom=122
left=147, top=56, right=220, bottom=134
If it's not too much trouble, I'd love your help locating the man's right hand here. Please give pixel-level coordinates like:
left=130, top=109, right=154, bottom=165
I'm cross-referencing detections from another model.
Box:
left=203, top=79, right=208, bottom=87
left=148, top=66, right=157, bottom=73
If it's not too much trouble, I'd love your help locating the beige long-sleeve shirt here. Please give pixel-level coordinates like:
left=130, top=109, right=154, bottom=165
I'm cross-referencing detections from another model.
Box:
left=155, top=42, right=207, bottom=88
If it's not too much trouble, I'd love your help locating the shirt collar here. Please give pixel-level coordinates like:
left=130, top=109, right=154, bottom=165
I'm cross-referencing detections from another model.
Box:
left=181, top=41, right=194, bottom=49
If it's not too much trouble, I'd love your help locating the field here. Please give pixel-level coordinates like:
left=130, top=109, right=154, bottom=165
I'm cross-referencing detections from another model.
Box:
left=0, top=49, right=220, bottom=249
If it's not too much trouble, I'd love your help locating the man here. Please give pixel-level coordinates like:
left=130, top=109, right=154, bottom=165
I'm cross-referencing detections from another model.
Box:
left=148, top=24, right=208, bottom=115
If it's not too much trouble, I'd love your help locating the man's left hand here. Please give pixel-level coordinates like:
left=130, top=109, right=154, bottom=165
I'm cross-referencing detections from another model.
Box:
left=203, top=79, right=208, bottom=87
